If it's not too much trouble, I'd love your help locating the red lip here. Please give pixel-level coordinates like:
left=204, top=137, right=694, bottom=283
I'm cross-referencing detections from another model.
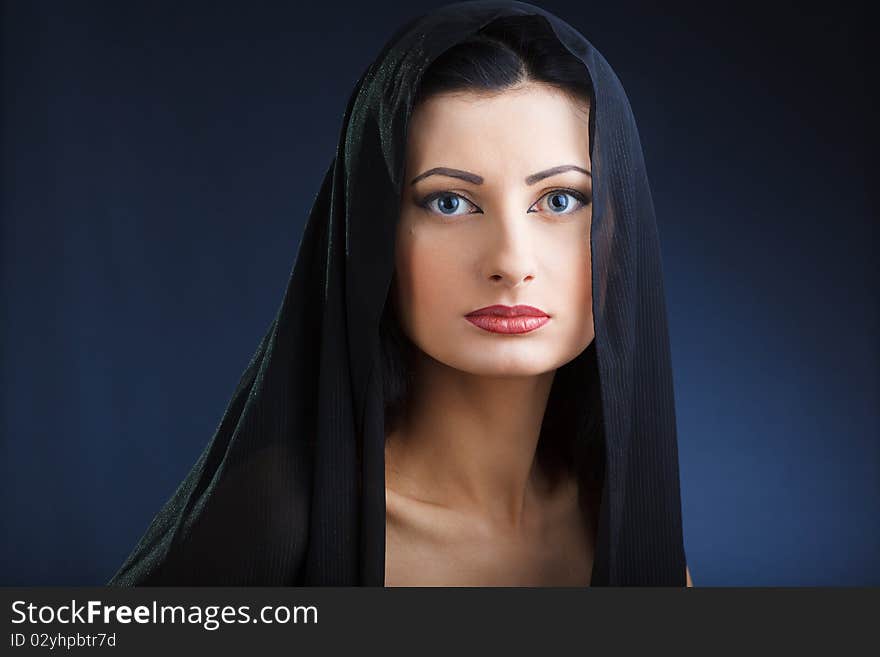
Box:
left=465, top=304, right=549, bottom=318
left=464, top=305, right=551, bottom=335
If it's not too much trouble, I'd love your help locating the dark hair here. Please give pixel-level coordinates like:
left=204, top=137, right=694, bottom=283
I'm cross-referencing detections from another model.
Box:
left=413, top=16, right=593, bottom=112
left=379, top=15, right=605, bottom=502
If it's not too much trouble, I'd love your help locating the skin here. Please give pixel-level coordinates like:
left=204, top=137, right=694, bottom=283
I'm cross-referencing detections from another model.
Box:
left=385, top=80, right=694, bottom=587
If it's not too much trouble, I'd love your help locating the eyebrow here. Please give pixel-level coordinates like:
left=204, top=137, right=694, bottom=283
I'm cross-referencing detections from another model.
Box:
left=409, top=164, right=591, bottom=186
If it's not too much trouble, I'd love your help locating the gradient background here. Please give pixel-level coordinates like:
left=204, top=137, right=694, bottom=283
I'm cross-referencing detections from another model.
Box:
left=1, top=0, right=874, bottom=586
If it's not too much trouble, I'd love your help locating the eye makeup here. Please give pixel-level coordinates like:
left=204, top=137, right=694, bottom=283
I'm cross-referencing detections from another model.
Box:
left=415, top=187, right=592, bottom=217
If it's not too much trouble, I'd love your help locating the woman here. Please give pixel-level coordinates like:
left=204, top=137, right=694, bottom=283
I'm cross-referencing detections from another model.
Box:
left=108, top=0, right=693, bottom=587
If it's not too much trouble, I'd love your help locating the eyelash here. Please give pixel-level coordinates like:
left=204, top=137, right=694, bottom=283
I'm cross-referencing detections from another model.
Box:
left=416, top=188, right=592, bottom=218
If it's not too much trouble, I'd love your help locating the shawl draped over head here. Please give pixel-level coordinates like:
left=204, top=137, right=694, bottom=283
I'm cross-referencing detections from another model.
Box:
left=108, top=0, right=687, bottom=586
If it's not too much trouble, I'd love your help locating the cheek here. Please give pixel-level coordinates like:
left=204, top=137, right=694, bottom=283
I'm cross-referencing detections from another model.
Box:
left=549, top=230, right=593, bottom=328
left=579, top=242, right=593, bottom=303
left=552, top=227, right=591, bottom=288
left=574, top=238, right=595, bottom=339
left=394, top=227, right=463, bottom=328
left=575, top=220, right=593, bottom=302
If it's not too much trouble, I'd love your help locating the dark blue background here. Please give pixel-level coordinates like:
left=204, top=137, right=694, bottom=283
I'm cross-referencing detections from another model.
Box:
left=2, top=0, right=874, bottom=586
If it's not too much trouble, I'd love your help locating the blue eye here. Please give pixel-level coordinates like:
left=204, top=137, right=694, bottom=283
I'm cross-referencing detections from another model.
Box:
left=418, top=192, right=479, bottom=216
left=549, top=192, right=570, bottom=211
left=533, top=190, right=590, bottom=215
left=416, top=188, right=591, bottom=218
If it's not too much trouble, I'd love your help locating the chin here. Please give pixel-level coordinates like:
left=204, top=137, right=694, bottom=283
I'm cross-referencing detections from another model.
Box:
left=432, top=348, right=567, bottom=378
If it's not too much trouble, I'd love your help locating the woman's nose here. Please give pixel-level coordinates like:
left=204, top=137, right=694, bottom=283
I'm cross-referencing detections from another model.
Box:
left=480, top=213, right=538, bottom=288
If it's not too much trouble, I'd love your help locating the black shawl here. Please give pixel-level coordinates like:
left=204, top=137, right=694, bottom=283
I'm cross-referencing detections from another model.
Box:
left=108, top=0, right=687, bottom=586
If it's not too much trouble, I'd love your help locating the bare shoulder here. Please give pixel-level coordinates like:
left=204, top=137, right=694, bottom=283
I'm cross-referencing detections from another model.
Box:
left=686, top=565, right=694, bottom=587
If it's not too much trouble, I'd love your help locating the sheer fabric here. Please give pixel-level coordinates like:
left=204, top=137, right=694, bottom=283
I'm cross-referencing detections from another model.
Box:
left=108, top=0, right=686, bottom=586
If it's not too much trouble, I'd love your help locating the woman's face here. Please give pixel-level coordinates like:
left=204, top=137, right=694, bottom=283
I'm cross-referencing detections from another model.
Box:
left=394, top=81, right=594, bottom=377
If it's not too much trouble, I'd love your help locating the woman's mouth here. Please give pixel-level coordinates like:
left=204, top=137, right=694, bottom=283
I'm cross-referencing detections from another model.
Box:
left=464, top=304, right=551, bottom=335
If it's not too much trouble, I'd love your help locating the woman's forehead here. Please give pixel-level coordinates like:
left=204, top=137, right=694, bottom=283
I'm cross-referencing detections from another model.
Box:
left=406, top=83, right=591, bottom=180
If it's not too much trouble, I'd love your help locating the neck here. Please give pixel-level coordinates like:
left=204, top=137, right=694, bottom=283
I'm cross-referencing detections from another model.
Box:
left=385, top=349, right=556, bottom=532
